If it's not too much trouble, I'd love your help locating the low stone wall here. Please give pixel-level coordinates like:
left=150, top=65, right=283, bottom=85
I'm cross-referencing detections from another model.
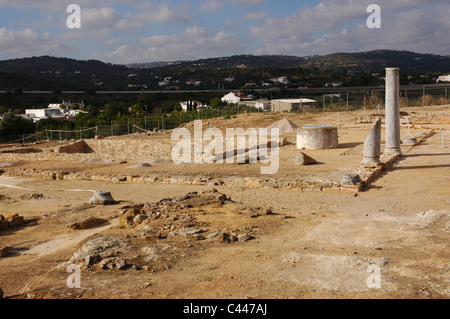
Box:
left=4, top=167, right=342, bottom=192
left=1, top=130, right=436, bottom=193
left=84, top=138, right=174, bottom=160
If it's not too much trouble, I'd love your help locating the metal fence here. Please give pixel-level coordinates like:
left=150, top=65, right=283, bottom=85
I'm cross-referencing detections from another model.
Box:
left=1, top=85, right=449, bottom=145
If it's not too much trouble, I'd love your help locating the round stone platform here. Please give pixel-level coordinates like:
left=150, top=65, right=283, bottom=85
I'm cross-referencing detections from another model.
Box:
left=297, top=126, right=339, bottom=150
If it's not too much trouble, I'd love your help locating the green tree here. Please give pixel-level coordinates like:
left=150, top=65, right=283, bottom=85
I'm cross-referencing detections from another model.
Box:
left=0, top=112, right=35, bottom=137
left=161, top=100, right=179, bottom=114
left=137, top=92, right=153, bottom=114
left=210, top=97, right=225, bottom=108
left=105, top=102, right=129, bottom=121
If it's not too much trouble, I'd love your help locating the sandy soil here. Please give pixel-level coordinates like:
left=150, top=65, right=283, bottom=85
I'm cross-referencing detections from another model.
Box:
left=0, top=105, right=449, bottom=300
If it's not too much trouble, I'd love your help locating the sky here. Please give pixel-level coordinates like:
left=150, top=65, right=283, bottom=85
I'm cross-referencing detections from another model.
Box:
left=0, top=0, right=449, bottom=64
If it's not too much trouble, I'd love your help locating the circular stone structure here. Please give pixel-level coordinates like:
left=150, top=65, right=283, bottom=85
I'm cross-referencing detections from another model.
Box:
left=297, top=126, right=339, bottom=150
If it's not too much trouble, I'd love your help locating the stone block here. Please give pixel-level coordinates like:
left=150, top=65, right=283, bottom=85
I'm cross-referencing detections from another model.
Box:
left=294, top=152, right=317, bottom=166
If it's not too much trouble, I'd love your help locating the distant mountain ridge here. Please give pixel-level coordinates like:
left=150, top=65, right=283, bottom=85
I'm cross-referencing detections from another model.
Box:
left=126, top=50, right=450, bottom=73
left=0, top=50, right=449, bottom=91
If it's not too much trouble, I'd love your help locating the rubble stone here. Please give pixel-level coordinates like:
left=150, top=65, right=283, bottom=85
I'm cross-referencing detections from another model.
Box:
left=294, top=152, right=317, bottom=166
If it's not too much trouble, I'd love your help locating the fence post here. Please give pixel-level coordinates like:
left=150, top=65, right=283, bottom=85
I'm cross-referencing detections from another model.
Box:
left=442, top=128, right=445, bottom=149
left=111, top=121, right=114, bottom=137
left=346, top=92, right=349, bottom=112
left=323, top=95, right=325, bottom=112
left=423, top=86, right=426, bottom=106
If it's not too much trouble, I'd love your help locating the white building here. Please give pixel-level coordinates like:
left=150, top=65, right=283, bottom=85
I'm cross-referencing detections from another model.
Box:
left=158, top=80, right=170, bottom=87
left=239, top=99, right=271, bottom=112
left=180, top=101, right=213, bottom=112
left=271, top=77, right=290, bottom=84
left=25, top=107, right=62, bottom=121
left=24, top=101, right=85, bottom=122
left=437, top=75, right=450, bottom=83
left=221, top=92, right=253, bottom=104
left=271, top=98, right=318, bottom=113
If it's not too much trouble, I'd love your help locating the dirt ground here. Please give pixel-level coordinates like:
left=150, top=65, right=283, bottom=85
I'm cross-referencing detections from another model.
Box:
left=0, top=105, right=449, bottom=300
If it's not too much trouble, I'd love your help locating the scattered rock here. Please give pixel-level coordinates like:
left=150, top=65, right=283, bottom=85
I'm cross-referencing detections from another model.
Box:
left=55, top=140, right=94, bottom=154
left=176, top=228, right=202, bottom=236
left=220, top=233, right=238, bottom=243
left=410, top=210, right=447, bottom=228
left=237, top=233, right=252, bottom=242
left=19, top=193, right=44, bottom=200
left=279, top=137, right=289, bottom=147
left=67, top=236, right=130, bottom=266
left=85, top=254, right=101, bottom=267
left=282, top=252, right=302, bottom=263
left=369, top=257, right=390, bottom=267
left=294, top=152, right=317, bottom=166
left=133, top=214, right=148, bottom=224
left=89, top=191, right=116, bottom=205
left=4, top=213, right=24, bottom=228
left=0, top=287, right=3, bottom=299
left=207, top=231, right=221, bottom=239
left=0, top=219, right=8, bottom=230
left=68, top=217, right=109, bottom=230
left=0, top=247, right=9, bottom=258
left=340, top=174, right=361, bottom=186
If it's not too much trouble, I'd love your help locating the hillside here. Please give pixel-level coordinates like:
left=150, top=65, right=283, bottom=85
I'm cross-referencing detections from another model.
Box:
left=128, top=55, right=307, bottom=69
left=128, top=50, right=450, bottom=73
left=0, top=56, right=131, bottom=91
left=0, top=50, right=449, bottom=92
left=301, top=50, right=450, bottom=73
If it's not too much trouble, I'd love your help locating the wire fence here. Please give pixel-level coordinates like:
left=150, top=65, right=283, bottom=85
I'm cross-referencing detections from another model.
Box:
left=1, top=85, right=448, bottom=145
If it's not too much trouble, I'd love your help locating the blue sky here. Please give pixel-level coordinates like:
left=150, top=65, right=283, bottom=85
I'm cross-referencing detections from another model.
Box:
left=0, top=0, right=449, bottom=64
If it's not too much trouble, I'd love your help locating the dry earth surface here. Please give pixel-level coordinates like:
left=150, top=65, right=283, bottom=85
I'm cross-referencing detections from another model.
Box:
left=0, top=105, right=449, bottom=300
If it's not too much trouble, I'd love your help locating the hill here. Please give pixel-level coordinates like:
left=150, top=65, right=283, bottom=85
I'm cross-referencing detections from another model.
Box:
left=0, top=50, right=449, bottom=92
left=0, top=56, right=131, bottom=91
left=301, top=50, right=450, bottom=73
left=128, top=50, right=450, bottom=73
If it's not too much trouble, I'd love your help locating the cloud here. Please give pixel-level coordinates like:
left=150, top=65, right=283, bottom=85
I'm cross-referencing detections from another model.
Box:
left=81, top=7, right=141, bottom=30
left=132, top=2, right=195, bottom=24
left=93, top=26, right=243, bottom=63
left=228, top=0, right=265, bottom=5
left=243, top=11, right=267, bottom=21
left=199, top=0, right=222, bottom=12
left=249, top=0, right=450, bottom=56
left=0, top=27, right=71, bottom=59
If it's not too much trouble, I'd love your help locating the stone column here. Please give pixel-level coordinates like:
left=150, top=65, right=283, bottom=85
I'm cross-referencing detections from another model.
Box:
left=361, top=117, right=381, bottom=167
left=385, top=68, right=402, bottom=155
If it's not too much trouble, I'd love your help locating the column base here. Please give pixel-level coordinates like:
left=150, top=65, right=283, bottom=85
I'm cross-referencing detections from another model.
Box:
left=361, top=157, right=381, bottom=167
left=384, top=147, right=402, bottom=156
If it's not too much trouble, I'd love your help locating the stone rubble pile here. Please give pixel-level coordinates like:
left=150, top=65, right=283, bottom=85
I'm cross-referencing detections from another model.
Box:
left=116, top=189, right=244, bottom=242
left=60, top=189, right=268, bottom=273
left=0, top=213, right=24, bottom=231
